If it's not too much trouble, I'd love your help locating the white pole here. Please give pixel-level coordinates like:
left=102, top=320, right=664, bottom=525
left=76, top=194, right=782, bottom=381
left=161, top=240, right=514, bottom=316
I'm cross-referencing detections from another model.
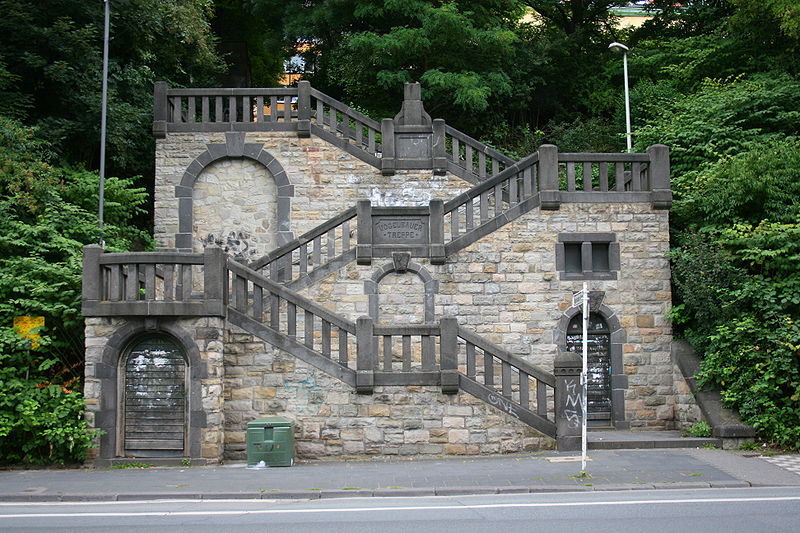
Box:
left=99, top=0, right=110, bottom=247
left=622, top=50, right=632, bottom=153
left=581, top=281, right=588, bottom=472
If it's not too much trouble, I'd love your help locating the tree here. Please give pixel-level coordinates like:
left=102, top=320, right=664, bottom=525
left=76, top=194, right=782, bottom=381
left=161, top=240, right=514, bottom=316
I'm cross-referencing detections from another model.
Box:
left=0, top=0, right=225, bottom=182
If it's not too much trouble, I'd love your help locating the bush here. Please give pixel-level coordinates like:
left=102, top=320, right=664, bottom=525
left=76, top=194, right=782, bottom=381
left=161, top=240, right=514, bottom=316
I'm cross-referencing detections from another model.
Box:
left=0, top=329, right=100, bottom=464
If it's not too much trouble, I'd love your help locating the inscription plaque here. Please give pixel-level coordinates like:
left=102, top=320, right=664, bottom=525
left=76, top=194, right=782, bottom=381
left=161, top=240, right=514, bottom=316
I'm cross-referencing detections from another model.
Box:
left=396, top=134, right=432, bottom=159
left=373, top=216, right=429, bottom=245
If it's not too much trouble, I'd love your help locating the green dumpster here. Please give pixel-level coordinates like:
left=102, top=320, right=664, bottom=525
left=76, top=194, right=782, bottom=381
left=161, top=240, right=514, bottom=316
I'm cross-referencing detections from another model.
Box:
left=246, top=417, right=294, bottom=467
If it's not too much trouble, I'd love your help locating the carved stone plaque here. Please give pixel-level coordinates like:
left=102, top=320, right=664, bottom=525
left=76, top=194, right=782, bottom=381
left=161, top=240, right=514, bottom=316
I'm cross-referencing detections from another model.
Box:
left=373, top=216, right=429, bottom=245
left=396, top=134, right=432, bottom=159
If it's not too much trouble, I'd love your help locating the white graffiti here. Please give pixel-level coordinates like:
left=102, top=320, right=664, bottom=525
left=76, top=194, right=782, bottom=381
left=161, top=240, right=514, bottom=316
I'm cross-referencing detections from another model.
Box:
left=563, top=378, right=583, bottom=429
left=487, top=393, right=519, bottom=419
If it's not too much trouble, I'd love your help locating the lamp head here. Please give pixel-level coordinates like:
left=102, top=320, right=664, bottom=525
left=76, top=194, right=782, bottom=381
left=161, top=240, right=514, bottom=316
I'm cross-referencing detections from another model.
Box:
left=608, top=42, right=629, bottom=53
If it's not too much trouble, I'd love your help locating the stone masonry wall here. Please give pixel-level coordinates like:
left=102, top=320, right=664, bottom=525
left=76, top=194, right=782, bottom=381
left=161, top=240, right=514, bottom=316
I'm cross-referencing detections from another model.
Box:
left=147, top=130, right=699, bottom=459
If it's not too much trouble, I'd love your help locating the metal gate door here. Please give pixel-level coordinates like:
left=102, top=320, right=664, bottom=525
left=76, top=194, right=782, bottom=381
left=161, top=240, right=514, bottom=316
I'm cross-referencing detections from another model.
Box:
left=123, top=336, right=186, bottom=457
left=565, top=313, right=611, bottom=424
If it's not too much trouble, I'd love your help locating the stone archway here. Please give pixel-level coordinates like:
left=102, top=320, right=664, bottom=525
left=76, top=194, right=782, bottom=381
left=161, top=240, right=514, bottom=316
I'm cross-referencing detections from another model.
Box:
left=173, top=132, right=295, bottom=252
left=364, top=253, right=438, bottom=324
left=555, top=300, right=629, bottom=429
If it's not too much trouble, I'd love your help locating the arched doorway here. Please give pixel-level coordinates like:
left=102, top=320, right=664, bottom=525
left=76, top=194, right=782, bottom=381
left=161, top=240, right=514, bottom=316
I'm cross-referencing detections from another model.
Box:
left=565, top=313, right=612, bottom=426
left=121, top=335, right=188, bottom=457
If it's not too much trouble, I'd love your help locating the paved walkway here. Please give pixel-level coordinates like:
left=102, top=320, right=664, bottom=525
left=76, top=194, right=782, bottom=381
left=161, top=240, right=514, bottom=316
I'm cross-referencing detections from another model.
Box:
left=1, top=449, right=798, bottom=502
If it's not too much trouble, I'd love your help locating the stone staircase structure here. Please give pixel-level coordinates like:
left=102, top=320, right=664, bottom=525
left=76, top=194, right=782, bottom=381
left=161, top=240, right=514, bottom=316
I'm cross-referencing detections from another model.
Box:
left=82, top=81, right=696, bottom=463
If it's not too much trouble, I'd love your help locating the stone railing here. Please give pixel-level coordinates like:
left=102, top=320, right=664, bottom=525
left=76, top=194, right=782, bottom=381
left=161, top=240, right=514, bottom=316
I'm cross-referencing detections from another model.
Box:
left=152, top=84, right=300, bottom=136
left=308, top=88, right=383, bottom=167
left=225, top=259, right=358, bottom=386
left=81, top=248, right=583, bottom=440
left=250, top=207, right=358, bottom=289
left=81, top=245, right=225, bottom=317
left=444, top=125, right=515, bottom=184
left=453, top=323, right=556, bottom=437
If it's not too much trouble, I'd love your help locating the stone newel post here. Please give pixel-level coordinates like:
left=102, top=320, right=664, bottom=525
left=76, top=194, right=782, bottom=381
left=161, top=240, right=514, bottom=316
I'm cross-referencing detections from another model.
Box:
left=554, top=350, right=583, bottom=451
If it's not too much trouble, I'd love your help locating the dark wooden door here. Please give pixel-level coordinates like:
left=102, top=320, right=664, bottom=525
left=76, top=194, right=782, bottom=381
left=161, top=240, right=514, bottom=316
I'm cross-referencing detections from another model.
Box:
left=565, top=313, right=611, bottom=423
left=123, top=336, right=186, bottom=457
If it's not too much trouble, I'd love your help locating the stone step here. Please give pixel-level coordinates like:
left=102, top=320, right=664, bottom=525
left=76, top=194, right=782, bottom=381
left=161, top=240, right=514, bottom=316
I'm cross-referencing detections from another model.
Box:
left=588, top=430, right=722, bottom=450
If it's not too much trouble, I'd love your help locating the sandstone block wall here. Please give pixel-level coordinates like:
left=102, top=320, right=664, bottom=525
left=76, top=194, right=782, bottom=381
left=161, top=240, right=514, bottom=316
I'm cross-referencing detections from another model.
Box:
left=81, top=129, right=703, bottom=461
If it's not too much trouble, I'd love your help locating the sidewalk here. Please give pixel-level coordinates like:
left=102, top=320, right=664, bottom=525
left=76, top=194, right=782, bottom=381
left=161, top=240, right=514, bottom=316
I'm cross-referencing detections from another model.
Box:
left=1, top=449, right=798, bottom=502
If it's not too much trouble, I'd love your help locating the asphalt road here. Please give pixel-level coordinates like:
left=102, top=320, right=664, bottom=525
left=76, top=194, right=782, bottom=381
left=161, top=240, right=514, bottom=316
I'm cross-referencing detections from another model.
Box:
left=1, top=486, right=799, bottom=533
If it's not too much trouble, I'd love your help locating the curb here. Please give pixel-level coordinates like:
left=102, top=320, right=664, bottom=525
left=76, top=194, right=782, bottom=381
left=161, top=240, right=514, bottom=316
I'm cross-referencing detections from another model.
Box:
left=0, top=481, right=757, bottom=503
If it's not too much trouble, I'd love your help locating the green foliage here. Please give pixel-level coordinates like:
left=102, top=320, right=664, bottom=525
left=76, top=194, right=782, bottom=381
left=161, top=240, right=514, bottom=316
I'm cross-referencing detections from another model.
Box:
left=683, top=421, right=712, bottom=438
left=0, top=329, right=100, bottom=464
left=0, top=0, right=225, bottom=181
left=0, top=118, right=149, bottom=464
left=697, top=315, right=800, bottom=449
left=633, top=74, right=800, bottom=178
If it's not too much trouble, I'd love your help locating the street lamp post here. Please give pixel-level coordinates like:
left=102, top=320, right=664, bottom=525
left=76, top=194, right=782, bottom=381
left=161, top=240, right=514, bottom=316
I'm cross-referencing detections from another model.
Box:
left=608, top=42, right=631, bottom=153
left=99, top=0, right=110, bottom=246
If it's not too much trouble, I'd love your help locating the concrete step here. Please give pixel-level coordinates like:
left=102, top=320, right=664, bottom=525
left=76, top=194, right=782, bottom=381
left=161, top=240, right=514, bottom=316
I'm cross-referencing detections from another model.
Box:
left=588, top=430, right=722, bottom=450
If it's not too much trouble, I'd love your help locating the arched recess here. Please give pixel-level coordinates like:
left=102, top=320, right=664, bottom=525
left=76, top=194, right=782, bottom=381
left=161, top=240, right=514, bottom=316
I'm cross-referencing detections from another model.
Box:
left=120, top=334, right=187, bottom=457
left=173, top=132, right=295, bottom=253
left=364, top=254, right=438, bottom=324
left=555, top=301, right=630, bottom=429
left=92, top=320, right=207, bottom=459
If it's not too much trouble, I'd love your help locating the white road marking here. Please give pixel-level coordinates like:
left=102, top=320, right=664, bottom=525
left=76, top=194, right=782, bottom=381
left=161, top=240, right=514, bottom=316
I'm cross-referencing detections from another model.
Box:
left=1, top=496, right=799, bottom=519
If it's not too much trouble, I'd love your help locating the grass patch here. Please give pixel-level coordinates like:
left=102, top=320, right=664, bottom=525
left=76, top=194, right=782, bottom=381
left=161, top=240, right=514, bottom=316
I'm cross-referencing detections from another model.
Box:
left=108, top=462, right=154, bottom=469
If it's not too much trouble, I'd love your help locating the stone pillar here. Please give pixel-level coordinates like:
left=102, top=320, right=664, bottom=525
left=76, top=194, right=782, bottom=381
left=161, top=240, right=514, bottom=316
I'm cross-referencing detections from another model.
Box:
left=356, top=200, right=372, bottom=265
left=432, top=119, right=447, bottom=175
left=380, top=118, right=396, bottom=175
left=356, top=316, right=375, bottom=393
left=539, top=144, right=561, bottom=210
left=152, top=81, right=168, bottom=138
left=554, top=350, right=583, bottom=451
left=429, top=199, right=446, bottom=264
left=648, top=144, right=672, bottom=209
left=297, top=81, right=311, bottom=138
left=439, top=317, right=459, bottom=394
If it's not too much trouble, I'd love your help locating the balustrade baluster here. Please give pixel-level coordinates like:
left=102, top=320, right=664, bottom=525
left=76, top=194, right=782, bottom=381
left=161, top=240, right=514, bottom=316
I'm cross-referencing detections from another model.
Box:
left=599, top=163, right=609, bottom=191
left=519, top=371, right=530, bottom=409
left=450, top=209, right=459, bottom=238
left=304, top=311, right=314, bottom=348
left=215, top=97, right=223, bottom=123
left=537, top=379, right=548, bottom=417
left=252, top=285, right=263, bottom=321
left=484, top=351, right=494, bottom=386
left=287, top=302, right=297, bottom=339
left=125, top=264, right=139, bottom=300
left=567, top=162, right=576, bottom=191
left=509, top=174, right=518, bottom=206
left=188, top=97, right=196, bottom=123
left=202, top=96, right=209, bottom=123
left=270, top=96, right=278, bottom=121
left=315, top=99, right=323, bottom=124
left=108, top=265, right=121, bottom=301
left=466, top=342, right=476, bottom=378
left=368, top=128, right=376, bottom=153
left=465, top=199, right=474, bottom=231
left=144, top=264, right=156, bottom=300
left=342, top=220, right=350, bottom=251
left=339, top=329, right=348, bottom=365
left=313, top=236, right=322, bottom=266
left=478, top=152, right=486, bottom=180
left=228, top=96, right=236, bottom=122
left=479, top=191, right=489, bottom=223
left=383, top=335, right=392, bottom=371
left=631, top=162, right=642, bottom=191
left=270, top=291, right=280, bottom=329
left=466, top=145, right=473, bottom=175
left=256, top=96, right=264, bottom=122
left=322, top=320, right=331, bottom=358
left=422, top=335, right=435, bottom=371
left=615, top=162, right=624, bottom=191
left=494, top=183, right=503, bottom=217
left=327, top=229, right=335, bottom=260
left=402, top=335, right=411, bottom=372
left=234, top=274, right=246, bottom=312
left=502, top=361, right=512, bottom=398
left=299, top=244, right=308, bottom=275
left=242, top=96, right=250, bottom=122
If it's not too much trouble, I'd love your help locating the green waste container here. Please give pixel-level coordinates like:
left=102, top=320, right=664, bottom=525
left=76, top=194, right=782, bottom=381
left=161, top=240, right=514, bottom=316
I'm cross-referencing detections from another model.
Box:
left=246, top=417, right=294, bottom=467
